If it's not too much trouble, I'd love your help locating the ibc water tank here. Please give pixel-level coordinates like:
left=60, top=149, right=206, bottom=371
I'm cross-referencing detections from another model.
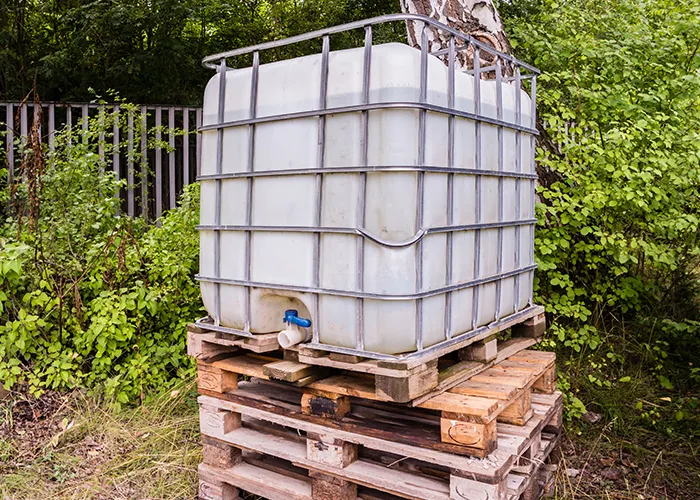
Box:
left=197, top=23, right=538, bottom=358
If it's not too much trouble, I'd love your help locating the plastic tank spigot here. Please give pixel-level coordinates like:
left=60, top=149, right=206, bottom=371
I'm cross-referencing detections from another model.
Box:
left=283, top=309, right=312, bottom=328
left=278, top=310, right=311, bottom=348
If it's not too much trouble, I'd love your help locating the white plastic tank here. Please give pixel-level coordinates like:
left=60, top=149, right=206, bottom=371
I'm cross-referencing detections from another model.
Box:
left=198, top=42, right=536, bottom=356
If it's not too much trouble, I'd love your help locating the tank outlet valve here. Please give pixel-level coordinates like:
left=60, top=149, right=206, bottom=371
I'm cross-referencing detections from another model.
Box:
left=278, top=309, right=311, bottom=348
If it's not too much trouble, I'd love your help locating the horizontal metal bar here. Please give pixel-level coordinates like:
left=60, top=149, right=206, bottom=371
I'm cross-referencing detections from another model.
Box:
left=196, top=264, right=537, bottom=301
left=199, top=101, right=538, bottom=136
left=194, top=303, right=542, bottom=361
left=197, top=165, right=538, bottom=181
left=402, top=305, right=542, bottom=359
left=196, top=219, right=537, bottom=247
left=302, top=305, right=542, bottom=360
left=202, top=13, right=539, bottom=75
left=302, top=343, right=394, bottom=360
left=194, top=317, right=255, bottom=338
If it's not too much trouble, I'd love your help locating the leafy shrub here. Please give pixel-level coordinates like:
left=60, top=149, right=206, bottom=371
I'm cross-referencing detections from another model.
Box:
left=0, top=105, right=201, bottom=404
left=502, top=0, right=700, bottom=420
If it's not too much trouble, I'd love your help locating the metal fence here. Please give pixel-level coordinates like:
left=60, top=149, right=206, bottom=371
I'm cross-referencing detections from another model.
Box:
left=2, top=101, right=203, bottom=220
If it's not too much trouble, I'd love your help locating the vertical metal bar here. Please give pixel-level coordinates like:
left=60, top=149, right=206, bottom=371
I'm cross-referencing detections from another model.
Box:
left=415, top=22, right=428, bottom=351
left=6, top=104, right=13, bottom=184
left=81, top=103, right=88, bottom=144
left=155, top=107, right=163, bottom=219
left=19, top=105, right=27, bottom=181
left=495, top=58, right=504, bottom=320
left=98, top=106, right=105, bottom=170
left=127, top=110, right=135, bottom=216
left=471, top=47, right=482, bottom=330
left=445, top=35, right=456, bottom=340
left=196, top=108, right=203, bottom=178
left=112, top=105, right=120, bottom=206
left=214, top=60, right=228, bottom=326
left=34, top=104, right=41, bottom=144
left=183, top=109, right=190, bottom=186
left=356, top=25, right=372, bottom=351
left=513, top=67, right=522, bottom=312
left=67, top=105, right=72, bottom=147
left=20, top=104, right=28, bottom=149
left=140, top=106, right=148, bottom=219
left=312, top=35, right=330, bottom=345
left=245, top=52, right=260, bottom=332
left=529, top=75, right=537, bottom=305
left=168, top=107, right=176, bottom=209
left=48, top=103, right=55, bottom=151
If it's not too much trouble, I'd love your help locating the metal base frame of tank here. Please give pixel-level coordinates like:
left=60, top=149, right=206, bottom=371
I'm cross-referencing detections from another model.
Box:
left=194, top=13, right=540, bottom=361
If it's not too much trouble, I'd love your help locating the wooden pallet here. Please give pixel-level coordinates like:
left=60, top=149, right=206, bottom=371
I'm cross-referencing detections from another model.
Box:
left=191, top=316, right=549, bottom=406
left=196, top=385, right=562, bottom=500
left=197, top=348, right=555, bottom=457
left=188, top=306, right=546, bottom=396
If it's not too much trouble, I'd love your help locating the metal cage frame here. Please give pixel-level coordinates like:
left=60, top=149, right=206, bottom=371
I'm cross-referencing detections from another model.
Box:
left=195, top=13, right=540, bottom=360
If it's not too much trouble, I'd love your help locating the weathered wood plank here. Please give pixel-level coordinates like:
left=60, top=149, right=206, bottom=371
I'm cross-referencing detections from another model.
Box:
left=263, top=360, right=318, bottom=382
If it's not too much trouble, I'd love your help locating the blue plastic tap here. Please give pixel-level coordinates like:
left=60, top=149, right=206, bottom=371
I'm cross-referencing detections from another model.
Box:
left=283, top=309, right=312, bottom=328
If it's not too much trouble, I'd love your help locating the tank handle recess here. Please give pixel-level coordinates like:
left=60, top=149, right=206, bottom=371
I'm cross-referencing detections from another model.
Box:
left=283, top=309, right=312, bottom=328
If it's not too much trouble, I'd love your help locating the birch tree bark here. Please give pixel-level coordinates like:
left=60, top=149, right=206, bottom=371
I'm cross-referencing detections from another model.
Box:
left=400, top=0, right=512, bottom=72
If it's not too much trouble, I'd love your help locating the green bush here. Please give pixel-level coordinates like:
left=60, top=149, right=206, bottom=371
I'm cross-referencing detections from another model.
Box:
left=0, top=106, right=201, bottom=404
left=502, top=0, right=700, bottom=420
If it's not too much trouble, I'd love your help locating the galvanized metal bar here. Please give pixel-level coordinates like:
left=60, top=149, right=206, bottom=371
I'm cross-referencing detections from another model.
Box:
left=513, top=67, right=522, bottom=312
left=214, top=60, right=228, bottom=327
left=112, top=105, right=120, bottom=206
left=168, top=107, right=176, bottom=209
left=98, top=106, right=105, bottom=169
left=6, top=104, right=13, bottom=184
left=445, top=35, right=456, bottom=340
left=155, top=107, right=163, bottom=219
left=20, top=104, right=27, bottom=150
left=494, top=58, right=504, bottom=320
left=196, top=263, right=538, bottom=301
left=196, top=299, right=540, bottom=361
left=312, top=35, right=330, bottom=345
left=529, top=75, right=537, bottom=305
left=201, top=13, right=540, bottom=75
left=183, top=109, right=190, bottom=186
left=67, top=105, right=72, bottom=147
left=81, top=104, right=88, bottom=143
left=471, top=47, right=482, bottom=330
left=140, top=106, right=149, bottom=219
left=198, top=101, right=538, bottom=136
left=127, top=110, right=135, bottom=216
left=48, top=103, right=55, bottom=151
left=198, top=165, right=538, bottom=181
left=415, top=22, right=429, bottom=351
left=196, top=218, right=538, bottom=239
left=356, top=25, right=372, bottom=351
left=294, top=304, right=542, bottom=360
left=196, top=108, right=203, bottom=178
left=34, top=103, right=41, bottom=144
left=245, top=51, right=260, bottom=332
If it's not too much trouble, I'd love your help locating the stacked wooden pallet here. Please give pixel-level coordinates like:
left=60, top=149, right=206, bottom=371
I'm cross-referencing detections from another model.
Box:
left=188, top=305, right=561, bottom=500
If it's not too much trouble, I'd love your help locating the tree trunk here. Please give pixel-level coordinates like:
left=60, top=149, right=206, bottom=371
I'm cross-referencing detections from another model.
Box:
left=399, top=0, right=511, bottom=73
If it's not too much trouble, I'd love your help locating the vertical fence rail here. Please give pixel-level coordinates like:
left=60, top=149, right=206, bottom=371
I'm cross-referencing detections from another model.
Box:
left=2, top=101, right=202, bottom=221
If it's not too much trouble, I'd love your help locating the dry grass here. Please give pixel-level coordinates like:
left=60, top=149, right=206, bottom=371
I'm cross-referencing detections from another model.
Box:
left=1, top=376, right=698, bottom=500
left=0, top=379, right=201, bottom=499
